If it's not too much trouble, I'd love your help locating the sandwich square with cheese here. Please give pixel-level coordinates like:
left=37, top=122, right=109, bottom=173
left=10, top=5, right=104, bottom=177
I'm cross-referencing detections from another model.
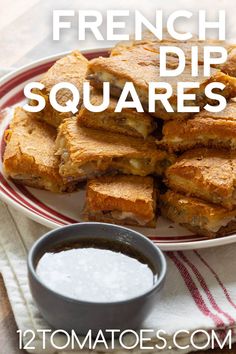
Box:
left=157, top=100, right=236, bottom=152
left=88, top=45, right=236, bottom=121
left=77, top=89, right=157, bottom=139
left=30, top=51, right=88, bottom=127
left=3, top=107, right=75, bottom=193
left=83, top=175, right=157, bottom=227
left=55, top=118, right=175, bottom=183
left=160, top=190, right=236, bottom=238
left=165, top=148, right=236, bottom=210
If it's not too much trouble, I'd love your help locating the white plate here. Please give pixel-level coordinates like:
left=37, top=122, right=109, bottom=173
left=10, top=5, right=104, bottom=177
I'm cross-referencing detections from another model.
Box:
left=1, top=49, right=236, bottom=251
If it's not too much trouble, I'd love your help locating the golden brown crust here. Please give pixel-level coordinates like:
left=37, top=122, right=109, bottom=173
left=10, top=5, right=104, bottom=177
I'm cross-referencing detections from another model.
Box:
left=3, top=107, right=75, bottom=193
left=178, top=220, right=236, bottom=238
left=88, top=46, right=236, bottom=120
left=57, top=118, right=159, bottom=160
left=56, top=118, right=175, bottom=180
left=148, top=39, right=229, bottom=67
left=158, top=100, right=236, bottom=152
left=77, top=89, right=156, bottom=138
left=219, top=46, right=236, bottom=77
left=160, top=190, right=236, bottom=238
left=110, top=30, right=178, bottom=56
left=193, top=98, right=236, bottom=120
left=113, top=39, right=227, bottom=66
left=84, top=175, right=156, bottom=227
left=111, top=32, right=236, bottom=76
left=31, top=51, right=88, bottom=127
left=89, top=46, right=205, bottom=96
left=83, top=211, right=156, bottom=228
left=165, top=148, right=236, bottom=209
left=86, top=175, right=155, bottom=214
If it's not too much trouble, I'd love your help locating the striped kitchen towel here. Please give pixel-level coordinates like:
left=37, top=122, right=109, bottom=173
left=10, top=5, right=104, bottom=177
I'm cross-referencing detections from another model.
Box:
left=1, top=205, right=236, bottom=354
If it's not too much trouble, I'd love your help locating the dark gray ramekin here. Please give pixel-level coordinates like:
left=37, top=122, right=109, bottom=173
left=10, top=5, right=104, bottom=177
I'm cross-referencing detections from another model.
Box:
left=28, top=222, right=167, bottom=336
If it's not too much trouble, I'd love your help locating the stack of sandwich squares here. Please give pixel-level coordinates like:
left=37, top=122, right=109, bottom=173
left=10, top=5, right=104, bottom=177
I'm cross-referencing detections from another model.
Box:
left=3, top=33, right=236, bottom=235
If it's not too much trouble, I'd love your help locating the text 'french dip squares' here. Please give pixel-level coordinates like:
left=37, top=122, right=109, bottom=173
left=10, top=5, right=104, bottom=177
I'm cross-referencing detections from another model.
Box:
left=55, top=118, right=175, bottom=183
left=160, top=190, right=236, bottom=238
left=88, top=46, right=236, bottom=121
left=83, top=175, right=157, bottom=227
left=77, top=89, right=157, bottom=139
left=158, top=99, right=236, bottom=152
left=165, top=148, right=236, bottom=210
left=3, top=107, right=75, bottom=193
left=31, top=51, right=88, bottom=127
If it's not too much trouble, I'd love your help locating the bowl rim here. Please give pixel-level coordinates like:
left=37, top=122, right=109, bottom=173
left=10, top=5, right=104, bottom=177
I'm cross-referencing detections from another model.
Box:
left=28, top=222, right=167, bottom=305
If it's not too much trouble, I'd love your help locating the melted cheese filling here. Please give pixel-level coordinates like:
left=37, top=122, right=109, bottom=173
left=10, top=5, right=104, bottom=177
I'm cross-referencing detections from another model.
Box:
left=125, top=118, right=148, bottom=137
left=56, top=133, right=167, bottom=178
left=206, top=216, right=236, bottom=232
left=110, top=211, right=152, bottom=225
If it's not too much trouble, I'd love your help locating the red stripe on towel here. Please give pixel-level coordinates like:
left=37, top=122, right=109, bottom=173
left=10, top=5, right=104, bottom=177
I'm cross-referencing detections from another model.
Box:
left=178, top=251, right=235, bottom=326
left=167, top=252, right=225, bottom=328
left=194, top=250, right=236, bottom=310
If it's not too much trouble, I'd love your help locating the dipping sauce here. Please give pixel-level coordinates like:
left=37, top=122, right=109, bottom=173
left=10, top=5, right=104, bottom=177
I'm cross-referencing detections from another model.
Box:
left=36, top=239, right=156, bottom=302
